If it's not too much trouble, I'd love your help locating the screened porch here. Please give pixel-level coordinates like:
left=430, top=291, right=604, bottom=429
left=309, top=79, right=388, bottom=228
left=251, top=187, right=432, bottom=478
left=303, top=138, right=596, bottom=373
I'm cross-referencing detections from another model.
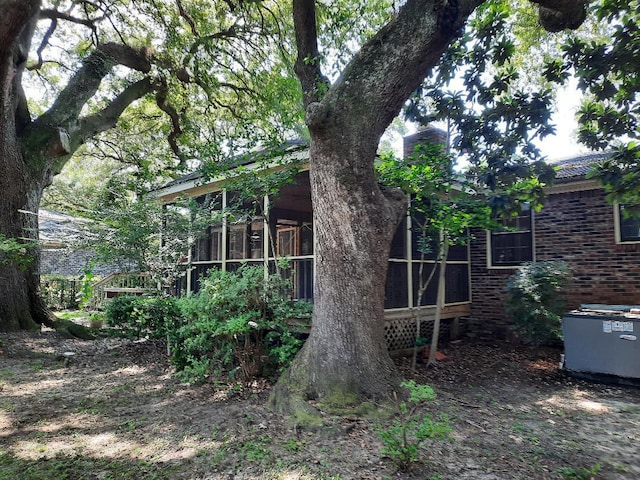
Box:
left=172, top=170, right=471, bottom=352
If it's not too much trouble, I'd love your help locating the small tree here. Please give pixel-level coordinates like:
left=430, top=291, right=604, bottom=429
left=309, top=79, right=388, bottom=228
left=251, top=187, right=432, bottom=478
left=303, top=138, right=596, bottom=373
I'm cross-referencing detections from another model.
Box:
left=378, top=141, right=496, bottom=370
left=62, top=172, right=220, bottom=295
left=0, top=234, right=33, bottom=270
left=376, top=380, right=451, bottom=471
left=506, top=260, right=571, bottom=348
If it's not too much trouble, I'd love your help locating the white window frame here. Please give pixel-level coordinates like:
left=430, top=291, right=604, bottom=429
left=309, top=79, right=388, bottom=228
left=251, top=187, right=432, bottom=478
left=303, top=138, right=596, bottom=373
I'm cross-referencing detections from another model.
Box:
left=614, top=203, right=640, bottom=244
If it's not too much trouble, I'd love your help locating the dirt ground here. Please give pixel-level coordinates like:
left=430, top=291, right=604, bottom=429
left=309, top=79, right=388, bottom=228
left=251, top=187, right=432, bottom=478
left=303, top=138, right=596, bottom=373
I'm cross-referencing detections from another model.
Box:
left=1, top=330, right=639, bottom=480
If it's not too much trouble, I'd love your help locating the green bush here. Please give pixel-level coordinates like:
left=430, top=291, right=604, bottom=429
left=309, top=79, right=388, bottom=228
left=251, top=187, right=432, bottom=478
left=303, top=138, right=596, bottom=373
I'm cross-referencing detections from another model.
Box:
left=171, top=265, right=312, bottom=384
left=105, top=295, right=180, bottom=340
left=505, top=261, right=571, bottom=347
left=377, top=380, right=451, bottom=471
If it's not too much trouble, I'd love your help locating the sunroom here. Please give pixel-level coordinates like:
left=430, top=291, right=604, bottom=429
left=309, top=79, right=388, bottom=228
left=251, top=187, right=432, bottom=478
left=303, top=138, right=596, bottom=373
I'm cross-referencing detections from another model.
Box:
left=154, top=148, right=471, bottom=354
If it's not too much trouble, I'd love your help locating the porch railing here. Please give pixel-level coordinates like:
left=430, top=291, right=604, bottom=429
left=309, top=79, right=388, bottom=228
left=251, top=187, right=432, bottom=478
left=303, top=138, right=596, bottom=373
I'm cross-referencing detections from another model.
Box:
left=92, top=272, right=154, bottom=308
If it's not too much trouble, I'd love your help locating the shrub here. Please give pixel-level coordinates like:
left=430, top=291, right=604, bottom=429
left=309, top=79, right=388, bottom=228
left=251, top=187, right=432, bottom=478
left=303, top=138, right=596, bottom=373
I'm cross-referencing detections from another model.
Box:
left=105, top=295, right=180, bottom=340
left=171, top=265, right=311, bottom=384
left=377, top=380, right=451, bottom=471
left=89, top=312, right=106, bottom=330
left=505, top=261, right=571, bottom=347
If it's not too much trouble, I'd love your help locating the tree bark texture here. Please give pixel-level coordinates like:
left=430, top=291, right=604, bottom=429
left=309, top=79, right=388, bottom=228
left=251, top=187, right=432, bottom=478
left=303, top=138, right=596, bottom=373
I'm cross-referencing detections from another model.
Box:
left=282, top=136, right=408, bottom=402
left=0, top=1, right=44, bottom=330
left=0, top=2, right=154, bottom=331
left=274, top=0, right=589, bottom=406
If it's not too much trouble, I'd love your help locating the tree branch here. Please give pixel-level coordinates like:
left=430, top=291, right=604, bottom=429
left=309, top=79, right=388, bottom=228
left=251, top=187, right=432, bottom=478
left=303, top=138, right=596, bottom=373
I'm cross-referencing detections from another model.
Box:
left=39, top=8, right=101, bottom=28
left=74, top=77, right=154, bottom=145
left=155, top=79, right=187, bottom=163
left=32, top=42, right=153, bottom=130
left=309, top=0, right=481, bottom=144
left=28, top=17, right=57, bottom=71
left=175, top=0, right=198, bottom=36
left=1, top=1, right=40, bottom=135
left=307, top=0, right=588, bottom=147
left=292, top=0, right=329, bottom=109
left=187, top=24, right=239, bottom=58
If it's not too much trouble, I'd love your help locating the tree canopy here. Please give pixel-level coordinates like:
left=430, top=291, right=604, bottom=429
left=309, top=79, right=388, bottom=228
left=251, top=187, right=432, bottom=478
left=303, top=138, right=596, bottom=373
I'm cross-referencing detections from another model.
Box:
left=0, top=0, right=303, bottom=330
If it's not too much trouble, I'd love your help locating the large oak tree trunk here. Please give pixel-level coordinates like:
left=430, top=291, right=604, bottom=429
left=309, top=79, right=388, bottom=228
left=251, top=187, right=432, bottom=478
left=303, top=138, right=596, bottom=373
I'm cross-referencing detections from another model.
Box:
left=277, top=135, right=407, bottom=402
left=0, top=1, right=47, bottom=331
left=0, top=176, right=50, bottom=331
left=271, top=0, right=479, bottom=410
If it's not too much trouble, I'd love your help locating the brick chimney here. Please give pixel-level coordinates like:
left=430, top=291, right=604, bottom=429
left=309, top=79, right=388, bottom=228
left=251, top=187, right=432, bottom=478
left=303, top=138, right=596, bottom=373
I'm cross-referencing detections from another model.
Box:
left=403, top=126, right=447, bottom=159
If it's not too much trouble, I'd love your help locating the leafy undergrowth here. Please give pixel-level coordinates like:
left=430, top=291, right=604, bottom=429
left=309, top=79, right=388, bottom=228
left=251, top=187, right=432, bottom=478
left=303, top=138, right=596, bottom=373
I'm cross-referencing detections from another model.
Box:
left=1, top=330, right=639, bottom=479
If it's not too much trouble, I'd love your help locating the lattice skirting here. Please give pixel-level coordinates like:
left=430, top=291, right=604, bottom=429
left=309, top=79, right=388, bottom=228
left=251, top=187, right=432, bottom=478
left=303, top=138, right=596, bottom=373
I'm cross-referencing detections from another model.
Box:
left=384, top=317, right=451, bottom=353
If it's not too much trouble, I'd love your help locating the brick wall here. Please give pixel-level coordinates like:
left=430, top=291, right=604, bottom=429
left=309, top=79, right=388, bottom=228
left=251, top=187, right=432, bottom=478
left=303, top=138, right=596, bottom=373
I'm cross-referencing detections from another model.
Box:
left=469, top=188, right=640, bottom=337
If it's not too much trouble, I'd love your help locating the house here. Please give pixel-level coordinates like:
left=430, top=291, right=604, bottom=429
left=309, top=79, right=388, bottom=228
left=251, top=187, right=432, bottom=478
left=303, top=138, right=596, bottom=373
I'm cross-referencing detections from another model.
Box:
left=39, top=209, right=123, bottom=278
left=153, top=134, right=471, bottom=355
left=468, top=152, right=640, bottom=337
left=154, top=136, right=640, bottom=346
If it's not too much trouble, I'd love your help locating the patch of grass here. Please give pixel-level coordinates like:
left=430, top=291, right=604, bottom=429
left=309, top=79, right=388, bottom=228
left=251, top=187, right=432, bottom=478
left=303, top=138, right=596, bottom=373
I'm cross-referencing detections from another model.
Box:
left=512, top=422, right=525, bottom=433
left=0, top=452, right=177, bottom=480
left=29, top=361, right=45, bottom=372
left=56, top=310, right=87, bottom=321
left=556, top=464, right=601, bottom=480
left=622, top=405, right=640, bottom=414
left=261, top=466, right=342, bottom=480
left=240, top=436, right=273, bottom=462
left=119, top=419, right=143, bottom=431
left=283, top=438, right=306, bottom=452
left=262, top=469, right=343, bottom=480
left=75, top=397, right=110, bottom=415
left=204, top=446, right=227, bottom=469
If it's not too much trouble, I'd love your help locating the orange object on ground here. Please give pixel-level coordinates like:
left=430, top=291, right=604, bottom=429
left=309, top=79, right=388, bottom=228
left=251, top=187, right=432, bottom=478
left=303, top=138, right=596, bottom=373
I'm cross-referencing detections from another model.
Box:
left=424, top=348, right=447, bottom=361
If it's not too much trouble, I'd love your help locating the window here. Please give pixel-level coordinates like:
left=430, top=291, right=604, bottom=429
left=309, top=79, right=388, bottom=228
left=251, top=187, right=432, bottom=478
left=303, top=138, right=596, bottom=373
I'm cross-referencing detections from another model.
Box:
left=228, top=225, right=247, bottom=259
left=618, top=205, right=640, bottom=243
left=300, top=223, right=314, bottom=255
left=193, top=234, right=210, bottom=261
left=249, top=221, right=264, bottom=259
left=489, top=206, right=533, bottom=267
left=211, top=228, right=222, bottom=260
left=277, top=222, right=299, bottom=256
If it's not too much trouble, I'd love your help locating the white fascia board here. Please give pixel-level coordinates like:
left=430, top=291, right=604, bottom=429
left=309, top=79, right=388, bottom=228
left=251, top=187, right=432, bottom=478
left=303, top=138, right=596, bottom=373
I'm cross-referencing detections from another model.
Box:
left=544, top=178, right=600, bottom=195
left=153, top=148, right=310, bottom=203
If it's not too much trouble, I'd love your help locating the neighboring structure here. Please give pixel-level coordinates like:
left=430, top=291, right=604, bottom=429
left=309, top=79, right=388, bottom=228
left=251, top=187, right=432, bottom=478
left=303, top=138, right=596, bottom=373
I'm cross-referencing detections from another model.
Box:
left=468, top=152, right=640, bottom=337
left=37, top=209, right=127, bottom=310
left=155, top=139, right=640, bottom=344
left=39, top=209, right=122, bottom=277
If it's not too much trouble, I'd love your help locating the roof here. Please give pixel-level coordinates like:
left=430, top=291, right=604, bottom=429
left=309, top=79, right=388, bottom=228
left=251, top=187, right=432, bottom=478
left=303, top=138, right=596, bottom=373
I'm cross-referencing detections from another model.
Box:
left=160, top=138, right=309, bottom=191
left=549, top=151, right=611, bottom=182
left=38, top=209, right=90, bottom=246
left=157, top=138, right=612, bottom=203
